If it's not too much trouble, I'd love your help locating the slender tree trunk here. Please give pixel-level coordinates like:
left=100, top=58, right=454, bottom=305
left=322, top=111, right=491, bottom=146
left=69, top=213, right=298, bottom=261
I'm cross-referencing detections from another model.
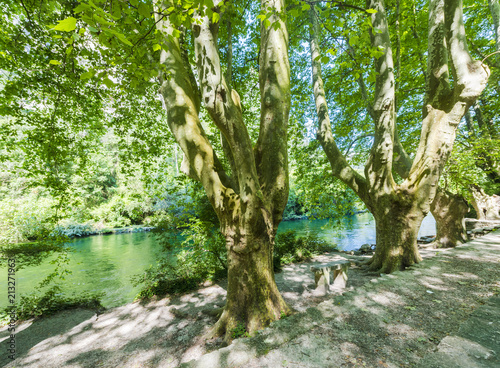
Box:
left=430, top=188, right=468, bottom=248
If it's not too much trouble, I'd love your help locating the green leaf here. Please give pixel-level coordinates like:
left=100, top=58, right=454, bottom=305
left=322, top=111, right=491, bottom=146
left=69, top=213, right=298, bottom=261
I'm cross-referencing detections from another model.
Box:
left=326, top=48, right=336, bottom=56
left=80, top=70, right=95, bottom=80
left=88, top=26, right=98, bottom=33
left=138, top=3, right=151, bottom=18
left=115, top=33, right=133, bottom=46
left=66, top=46, right=73, bottom=55
left=152, top=44, right=161, bottom=51
left=302, top=4, right=310, bottom=11
left=102, top=28, right=133, bottom=46
left=93, top=15, right=114, bottom=26
left=52, top=17, right=77, bottom=32
left=212, top=12, right=220, bottom=24
left=289, top=8, right=299, bottom=18
left=103, top=77, right=115, bottom=88
left=366, top=9, right=377, bottom=14
left=321, top=56, right=329, bottom=64
left=74, top=4, right=90, bottom=13
left=367, top=73, right=377, bottom=83
left=130, top=0, right=139, bottom=6
left=49, top=60, right=61, bottom=65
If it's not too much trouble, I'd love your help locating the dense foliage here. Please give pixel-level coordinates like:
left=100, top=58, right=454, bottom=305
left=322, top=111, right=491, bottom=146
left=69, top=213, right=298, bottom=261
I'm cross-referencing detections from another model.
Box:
left=1, top=0, right=499, bottom=330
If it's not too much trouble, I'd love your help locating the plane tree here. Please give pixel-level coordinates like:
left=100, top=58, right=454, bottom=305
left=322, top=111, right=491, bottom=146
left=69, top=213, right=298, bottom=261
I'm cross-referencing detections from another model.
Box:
left=63, top=0, right=292, bottom=339
left=308, top=0, right=489, bottom=272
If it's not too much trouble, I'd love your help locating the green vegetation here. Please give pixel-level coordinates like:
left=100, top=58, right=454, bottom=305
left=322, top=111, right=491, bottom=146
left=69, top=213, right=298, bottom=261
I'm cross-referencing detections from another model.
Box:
left=0, top=286, right=103, bottom=323
left=1, top=0, right=499, bottom=340
left=132, top=217, right=228, bottom=299
left=274, top=230, right=338, bottom=271
left=231, top=322, right=251, bottom=339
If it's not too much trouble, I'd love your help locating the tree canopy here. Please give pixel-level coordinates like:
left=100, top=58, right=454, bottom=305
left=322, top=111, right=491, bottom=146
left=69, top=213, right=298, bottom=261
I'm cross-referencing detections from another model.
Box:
left=1, top=0, right=499, bottom=339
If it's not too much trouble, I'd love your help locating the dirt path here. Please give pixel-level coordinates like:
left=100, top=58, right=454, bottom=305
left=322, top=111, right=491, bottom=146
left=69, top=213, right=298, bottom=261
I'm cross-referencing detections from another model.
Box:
left=1, top=232, right=499, bottom=368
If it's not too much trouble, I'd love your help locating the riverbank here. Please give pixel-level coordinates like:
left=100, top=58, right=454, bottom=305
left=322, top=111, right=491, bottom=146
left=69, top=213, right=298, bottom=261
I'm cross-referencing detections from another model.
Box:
left=1, top=231, right=499, bottom=368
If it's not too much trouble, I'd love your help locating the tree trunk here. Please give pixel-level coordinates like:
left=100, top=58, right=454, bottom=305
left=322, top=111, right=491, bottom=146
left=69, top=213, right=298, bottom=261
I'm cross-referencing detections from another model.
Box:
left=490, top=0, right=500, bottom=53
left=470, top=184, right=500, bottom=220
left=368, top=196, right=424, bottom=273
left=155, top=0, right=291, bottom=341
left=308, top=0, right=488, bottom=274
left=430, top=188, right=468, bottom=248
left=210, top=225, right=289, bottom=340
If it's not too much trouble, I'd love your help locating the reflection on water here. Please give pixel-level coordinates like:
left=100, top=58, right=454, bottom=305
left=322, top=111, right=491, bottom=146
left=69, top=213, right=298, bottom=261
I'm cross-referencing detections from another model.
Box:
left=279, top=212, right=436, bottom=251
left=1, top=232, right=164, bottom=309
left=0, top=213, right=435, bottom=309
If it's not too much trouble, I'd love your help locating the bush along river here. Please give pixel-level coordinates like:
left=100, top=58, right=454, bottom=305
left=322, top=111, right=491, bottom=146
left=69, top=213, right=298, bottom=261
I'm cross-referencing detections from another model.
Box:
left=0, top=212, right=436, bottom=310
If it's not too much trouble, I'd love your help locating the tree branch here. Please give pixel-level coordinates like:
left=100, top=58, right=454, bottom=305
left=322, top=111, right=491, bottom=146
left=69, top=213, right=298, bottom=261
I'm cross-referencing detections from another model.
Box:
left=363, top=0, right=396, bottom=196
left=446, top=0, right=490, bottom=104
left=254, top=0, right=291, bottom=224
left=309, top=7, right=368, bottom=203
left=155, top=3, right=233, bottom=214
left=192, top=0, right=260, bottom=202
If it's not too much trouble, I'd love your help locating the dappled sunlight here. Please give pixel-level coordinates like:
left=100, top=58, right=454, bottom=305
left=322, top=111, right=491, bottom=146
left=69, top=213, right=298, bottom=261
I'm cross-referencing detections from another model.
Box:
left=4, top=232, right=500, bottom=368
left=419, top=276, right=450, bottom=291
left=370, top=291, right=405, bottom=307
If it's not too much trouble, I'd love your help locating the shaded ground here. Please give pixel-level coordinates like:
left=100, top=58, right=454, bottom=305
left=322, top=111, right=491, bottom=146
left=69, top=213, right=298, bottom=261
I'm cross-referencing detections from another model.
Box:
left=1, top=232, right=499, bottom=368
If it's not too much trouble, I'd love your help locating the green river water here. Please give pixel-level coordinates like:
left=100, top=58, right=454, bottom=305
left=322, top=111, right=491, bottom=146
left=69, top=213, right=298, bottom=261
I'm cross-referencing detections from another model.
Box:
left=0, top=213, right=435, bottom=309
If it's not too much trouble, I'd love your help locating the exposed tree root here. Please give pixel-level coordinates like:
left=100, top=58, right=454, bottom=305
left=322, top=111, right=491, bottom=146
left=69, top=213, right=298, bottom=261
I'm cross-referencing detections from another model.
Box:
left=201, top=306, right=225, bottom=318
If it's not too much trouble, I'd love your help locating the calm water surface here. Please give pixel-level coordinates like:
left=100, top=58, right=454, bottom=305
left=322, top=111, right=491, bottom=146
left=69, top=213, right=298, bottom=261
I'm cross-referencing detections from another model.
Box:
left=1, top=213, right=435, bottom=309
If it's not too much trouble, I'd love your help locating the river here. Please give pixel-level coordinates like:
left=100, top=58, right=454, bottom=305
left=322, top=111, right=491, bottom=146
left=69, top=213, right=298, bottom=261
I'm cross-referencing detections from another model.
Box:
left=1, top=213, right=435, bottom=309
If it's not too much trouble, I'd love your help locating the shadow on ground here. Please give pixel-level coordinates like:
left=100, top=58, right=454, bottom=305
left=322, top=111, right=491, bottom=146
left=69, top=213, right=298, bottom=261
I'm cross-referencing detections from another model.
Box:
left=179, top=232, right=500, bottom=368
left=4, top=233, right=500, bottom=368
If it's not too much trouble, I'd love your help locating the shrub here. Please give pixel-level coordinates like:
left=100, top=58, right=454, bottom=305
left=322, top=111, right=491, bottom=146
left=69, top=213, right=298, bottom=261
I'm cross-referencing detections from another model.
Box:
left=52, top=221, right=94, bottom=237
left=273, top=230, right=337, bottom=271
left=0, top=286, right=104, bottom=324
left=0, top=195, right=58, bottom=244
left=132, top=218, right=227, bottom=299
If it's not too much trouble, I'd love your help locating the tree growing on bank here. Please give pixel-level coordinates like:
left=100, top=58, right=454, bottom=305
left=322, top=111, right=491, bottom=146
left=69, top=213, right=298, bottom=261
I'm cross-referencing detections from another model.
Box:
left=152, top=0, right=292, bottom=338
left=308, top=0, right=489, bottom=272
left=2, top=0, right=291, bottom=340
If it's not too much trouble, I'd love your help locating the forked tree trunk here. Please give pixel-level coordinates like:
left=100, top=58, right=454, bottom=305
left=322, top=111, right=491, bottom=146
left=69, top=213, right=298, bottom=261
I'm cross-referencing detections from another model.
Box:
left=430, top=188, right=468, bottom=248
left=211, top=226, right=289, bottom=337
left=156, top=0, right=290, bottom=341
left=308, top=0, right=488, bottom=274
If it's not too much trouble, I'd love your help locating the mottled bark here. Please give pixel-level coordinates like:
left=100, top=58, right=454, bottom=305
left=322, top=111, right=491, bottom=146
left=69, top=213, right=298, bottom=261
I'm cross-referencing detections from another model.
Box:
left=210, top=226, right=288, bottom=338
left=309, top=0, right=488, bottom=273
left=255, top=0, right=291, bottom=229
left=489, top=0, right=500, bottom=51
left=470, top=184, right=500, bottom=220
left=156, top=0, right=290, bottom=340
left=430, top=188, right=468, bottom=248
left=369, top=194, right=423, bottom=273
